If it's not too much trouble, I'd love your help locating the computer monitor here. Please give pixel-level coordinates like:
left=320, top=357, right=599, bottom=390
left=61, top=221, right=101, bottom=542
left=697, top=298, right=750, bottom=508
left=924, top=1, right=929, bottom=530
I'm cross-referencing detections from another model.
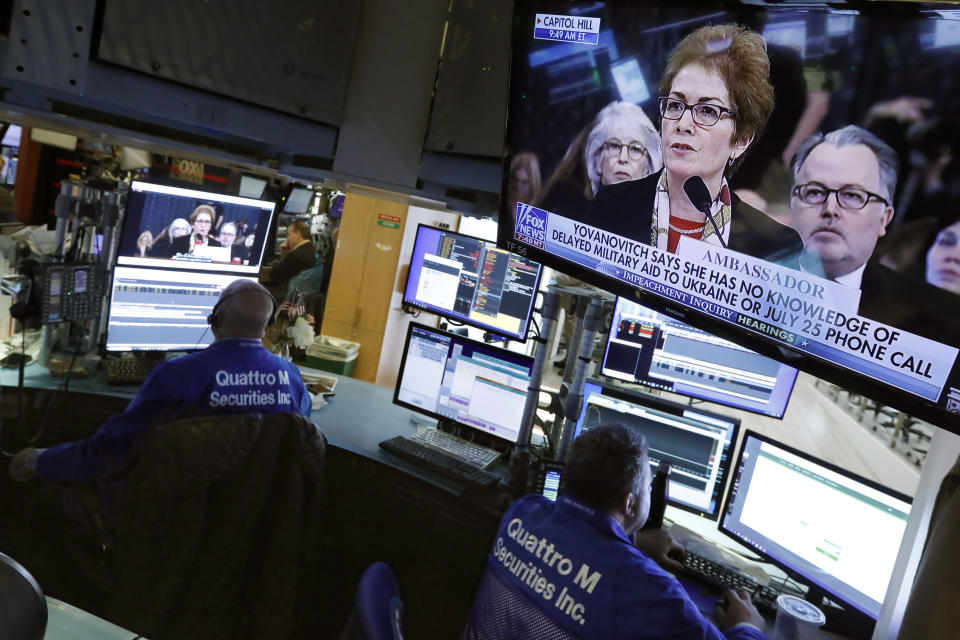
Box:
left=574, top=380, right=740, bottom=520
left=117, top=181, right=275, bottom=274
left=238, top=175, right=268, bottom=199
left=403, top=225, right=543, bottom=341
left=105, top=266, right=254, bottom=351
left=603, top=297, right=798, bottom=418
left=720, top=431, right=912, bottom=620
left=393, top=323, right=536, bottom=446
left=283, top=186, right=313, bottom=214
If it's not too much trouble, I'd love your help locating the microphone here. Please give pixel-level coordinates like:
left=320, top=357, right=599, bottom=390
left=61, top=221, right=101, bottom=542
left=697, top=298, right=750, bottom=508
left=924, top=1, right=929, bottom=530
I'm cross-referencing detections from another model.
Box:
left=683, top=176, right=727, bottom=249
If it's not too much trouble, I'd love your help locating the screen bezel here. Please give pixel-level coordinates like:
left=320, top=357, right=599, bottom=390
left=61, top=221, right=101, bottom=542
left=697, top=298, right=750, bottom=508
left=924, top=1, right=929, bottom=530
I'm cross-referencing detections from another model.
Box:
left=499, top=0, right=960, bottom=432
left=601, top=296, right=799, bottom=419
left=575, top=378, right=741, bottom=520
left=392, top=321, right=536, bottom=446
left=718, top=430, right=913, bottom=618
left=402, top=223, right=544, bottom=342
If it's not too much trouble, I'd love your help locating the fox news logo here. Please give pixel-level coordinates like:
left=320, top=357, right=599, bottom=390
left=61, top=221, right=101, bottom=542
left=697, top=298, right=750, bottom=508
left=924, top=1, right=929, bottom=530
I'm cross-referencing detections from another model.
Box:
left=515, top=203, right=547, bottom=248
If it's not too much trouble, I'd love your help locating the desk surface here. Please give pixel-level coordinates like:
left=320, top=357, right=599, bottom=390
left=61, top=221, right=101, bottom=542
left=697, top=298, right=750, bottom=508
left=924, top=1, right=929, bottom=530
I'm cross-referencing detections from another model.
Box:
left=44, top=597, right=138, bottom=640
left=0, top=362, right=499, bottom=496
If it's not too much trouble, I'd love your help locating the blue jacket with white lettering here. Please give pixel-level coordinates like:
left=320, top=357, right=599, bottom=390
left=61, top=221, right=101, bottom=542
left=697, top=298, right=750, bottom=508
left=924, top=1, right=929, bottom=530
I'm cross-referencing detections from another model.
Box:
left=36, top=338, right=311, bottom=482
left=462, top=494, right=767, bottom=640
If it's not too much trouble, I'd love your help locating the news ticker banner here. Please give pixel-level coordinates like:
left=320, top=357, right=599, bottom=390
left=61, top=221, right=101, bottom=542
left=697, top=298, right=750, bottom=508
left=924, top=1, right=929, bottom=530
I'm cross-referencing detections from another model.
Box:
left=514, top=203, right=959, bottom=402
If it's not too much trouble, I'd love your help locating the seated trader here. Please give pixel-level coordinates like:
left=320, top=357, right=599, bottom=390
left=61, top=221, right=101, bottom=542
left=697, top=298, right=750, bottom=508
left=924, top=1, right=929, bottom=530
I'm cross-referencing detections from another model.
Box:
left=262, top=220, right=316, bottom=300
left=462, top=425, right=765, bottom=640
left=790, top=125, right=960, bottom=343
left=9, top=280, right=312, bottom=485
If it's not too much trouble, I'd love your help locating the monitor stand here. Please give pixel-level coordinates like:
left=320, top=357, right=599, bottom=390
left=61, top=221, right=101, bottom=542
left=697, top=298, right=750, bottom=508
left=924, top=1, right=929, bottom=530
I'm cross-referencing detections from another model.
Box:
left=804, top=585, right=874, bottom=639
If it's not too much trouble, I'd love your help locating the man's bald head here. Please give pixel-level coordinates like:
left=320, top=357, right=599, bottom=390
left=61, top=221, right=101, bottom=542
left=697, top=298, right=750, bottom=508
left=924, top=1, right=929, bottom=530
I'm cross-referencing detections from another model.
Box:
left=213, top=279, right=275, bottom=340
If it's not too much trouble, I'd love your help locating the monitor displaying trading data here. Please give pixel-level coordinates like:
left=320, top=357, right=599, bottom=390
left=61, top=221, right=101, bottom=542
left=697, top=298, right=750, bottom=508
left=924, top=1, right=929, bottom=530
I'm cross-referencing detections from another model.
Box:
left=575, top=380, right=740, bottom=519
left=105, top=267, right=254, bottom=351
left=404, top=225, right=543, bottom=341
left=603, top=297, right=798, bottom=418
left=394, top=323, right=535, bottom=444
left=720, top=432, right=912, bottom=619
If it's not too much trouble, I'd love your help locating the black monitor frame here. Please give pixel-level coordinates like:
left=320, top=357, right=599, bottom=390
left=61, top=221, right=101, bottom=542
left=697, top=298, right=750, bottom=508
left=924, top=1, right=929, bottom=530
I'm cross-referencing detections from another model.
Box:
left=392, top=322, right=536, bottom=451
left=719, top=430, right=913, bottom=620
left=402, top=224, right=544, bottom=342
left=575, top=378, right=741, bottom=520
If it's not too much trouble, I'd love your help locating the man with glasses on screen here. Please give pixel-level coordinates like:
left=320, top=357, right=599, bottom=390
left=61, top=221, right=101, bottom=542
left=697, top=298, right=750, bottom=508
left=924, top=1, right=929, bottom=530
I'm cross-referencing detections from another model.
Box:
left=789, top=126, right=960, bottom=341
left=790, top=126, right=896, bottom=287
left=461, top=425, right=766, bottom=640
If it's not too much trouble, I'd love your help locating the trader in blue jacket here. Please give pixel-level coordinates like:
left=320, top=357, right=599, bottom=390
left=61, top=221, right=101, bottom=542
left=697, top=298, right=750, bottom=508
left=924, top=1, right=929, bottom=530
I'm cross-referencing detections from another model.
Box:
left=9, top=279, right=312, bottom=484
left=461, top=424, right=766, bottom=640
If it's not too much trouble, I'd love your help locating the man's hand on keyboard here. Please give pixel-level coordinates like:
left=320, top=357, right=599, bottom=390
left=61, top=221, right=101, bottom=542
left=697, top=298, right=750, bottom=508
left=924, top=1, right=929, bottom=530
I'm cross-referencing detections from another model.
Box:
left=633, top=528, right=685, bottom=572
left=715, top=587, right=765, bottom=632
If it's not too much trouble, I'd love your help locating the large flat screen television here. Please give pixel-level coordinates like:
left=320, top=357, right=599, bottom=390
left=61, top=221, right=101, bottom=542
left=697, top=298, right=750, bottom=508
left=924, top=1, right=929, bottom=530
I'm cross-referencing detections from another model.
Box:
left=603, top=296, right=797, bottom=418
left=574, top=379, right=740, bottom=520
left=501, top=0, right=960, bottom=430
left=720, top=431, right=912, bottom=620
left=404, top=224, right=543, bottom=341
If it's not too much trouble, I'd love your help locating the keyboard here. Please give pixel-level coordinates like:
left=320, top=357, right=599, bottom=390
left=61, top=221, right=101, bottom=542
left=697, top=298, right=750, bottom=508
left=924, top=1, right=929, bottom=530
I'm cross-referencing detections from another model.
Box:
left=102, top=358, right=160, bottom=385
left=682, top=550, right=782, bottom=617
left=410, top=426, right=501, bottom=468
left=379, top=436, right=500, bottom=489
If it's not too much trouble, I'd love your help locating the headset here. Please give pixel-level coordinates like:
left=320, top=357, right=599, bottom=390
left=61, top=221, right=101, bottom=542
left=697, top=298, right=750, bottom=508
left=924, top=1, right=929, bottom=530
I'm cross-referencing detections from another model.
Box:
left=207, top=286, right=278, bottom=329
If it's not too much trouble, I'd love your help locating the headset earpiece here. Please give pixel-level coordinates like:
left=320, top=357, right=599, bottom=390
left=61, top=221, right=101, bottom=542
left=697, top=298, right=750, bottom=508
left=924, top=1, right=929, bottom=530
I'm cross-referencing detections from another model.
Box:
left=207, top=286, right=276, bottom=329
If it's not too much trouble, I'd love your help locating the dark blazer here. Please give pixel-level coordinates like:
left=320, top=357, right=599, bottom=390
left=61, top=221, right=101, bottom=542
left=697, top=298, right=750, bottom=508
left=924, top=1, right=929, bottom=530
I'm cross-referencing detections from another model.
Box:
left=271, top=241, right=317, bottom=291
left=586, top=171, right=804, bottom=265
left=859, top=260, right=960, bottom=347
left=171, top=234, right=222, bottom=255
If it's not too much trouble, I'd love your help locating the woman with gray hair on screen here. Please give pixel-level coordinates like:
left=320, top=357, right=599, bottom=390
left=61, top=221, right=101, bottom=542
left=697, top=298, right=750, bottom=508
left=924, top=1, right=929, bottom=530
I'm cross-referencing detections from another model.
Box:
left=537, top=100, right=662, bottom=219
left=585, top=100, right=662, bottom=195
